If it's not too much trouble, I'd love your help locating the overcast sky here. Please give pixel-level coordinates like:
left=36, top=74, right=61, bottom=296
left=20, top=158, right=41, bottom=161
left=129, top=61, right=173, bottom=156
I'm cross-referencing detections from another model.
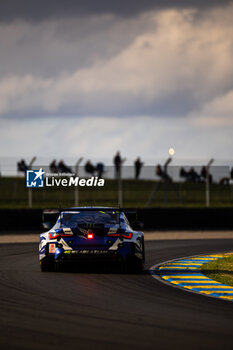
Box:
left=0, top=0, right=233, bottom=164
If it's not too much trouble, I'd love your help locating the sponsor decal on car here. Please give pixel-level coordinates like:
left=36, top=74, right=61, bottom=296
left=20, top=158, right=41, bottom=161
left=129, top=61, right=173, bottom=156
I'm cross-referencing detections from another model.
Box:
left=64, top=250, right=109, bottom=254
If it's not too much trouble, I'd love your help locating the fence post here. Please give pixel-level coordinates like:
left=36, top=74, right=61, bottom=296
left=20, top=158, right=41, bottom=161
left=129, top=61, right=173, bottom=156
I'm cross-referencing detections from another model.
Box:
left=206, top=158, right=214, bottom=207
left=74, top=157, right=83, bottom=206
left=28, top=157, right=36, bottom=208
left=117, top=158, right=126, bottom=207
left=28, top=188, right=32, bottom=208
left=118, top=175, right=123, bottom=207
left=164, top=157, right=172, bottom=206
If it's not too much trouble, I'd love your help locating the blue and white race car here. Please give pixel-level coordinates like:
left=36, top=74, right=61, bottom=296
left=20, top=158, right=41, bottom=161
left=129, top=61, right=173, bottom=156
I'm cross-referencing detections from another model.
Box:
left=39, top=207, right=145, bottom=272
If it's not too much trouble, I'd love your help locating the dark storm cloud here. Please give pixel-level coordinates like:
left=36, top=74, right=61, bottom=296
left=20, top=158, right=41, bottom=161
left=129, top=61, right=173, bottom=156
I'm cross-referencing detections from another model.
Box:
left=0, top=0, right=232, bottom=22
left=0, top=1, right=233, bottom=161
left=0, top=1, right=233, bottom=120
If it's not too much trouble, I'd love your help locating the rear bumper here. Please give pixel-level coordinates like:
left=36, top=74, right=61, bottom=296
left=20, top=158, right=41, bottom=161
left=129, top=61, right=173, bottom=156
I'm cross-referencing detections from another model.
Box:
left=56, top=242, right=137, bottom=263
left=57, top=250, right=123, bottom=264
left=41, top=241, right=141, bottom=264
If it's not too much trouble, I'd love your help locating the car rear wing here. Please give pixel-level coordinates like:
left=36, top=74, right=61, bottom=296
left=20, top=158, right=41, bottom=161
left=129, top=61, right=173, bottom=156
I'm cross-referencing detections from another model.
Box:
left=43, top=207, right=136, bottom=213
left=42, top=208, right=121, bottom=229
left=42, top=207, right=143, bottom=230
left=60, top=207, right=139, bottom=226
left=61, top=207, right=120, bottom=212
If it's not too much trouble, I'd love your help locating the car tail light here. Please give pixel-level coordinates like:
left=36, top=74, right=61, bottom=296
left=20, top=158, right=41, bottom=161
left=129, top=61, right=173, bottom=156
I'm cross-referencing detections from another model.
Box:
left=108, top=232, right=132, bottom=239
left=87, top=233, right=94, bottom=239
left=49, top=232, right=73, bottom=239
left=49, top=232, right=59, bottom=239
left=122, top=232, right=132, bottom=239
left=49, top=243, right=56, bottom=253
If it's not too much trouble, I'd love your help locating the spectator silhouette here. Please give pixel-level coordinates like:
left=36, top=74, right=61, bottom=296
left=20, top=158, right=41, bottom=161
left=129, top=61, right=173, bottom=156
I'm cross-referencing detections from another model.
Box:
left=17, top=159, right=29, bottom=174
left=58, top=160, right=72, bottom=173
left=180, top=167, right=200, bottom=183
left=114, top=151, right=124, bottom=179
left=189, top=168, right=200, bottom=182
left=84, top=160, right=96, bottom=176
left=134, top=157, right=143, bottom=179
left=201, top=166, right=213, bottom=184
left=219, top=167, right=233, bottom=185
left=49, top=160, right=58, bottom=173
left=96, top=162, right=104, bottom=178
left=180, top=167, right=188, bottom=180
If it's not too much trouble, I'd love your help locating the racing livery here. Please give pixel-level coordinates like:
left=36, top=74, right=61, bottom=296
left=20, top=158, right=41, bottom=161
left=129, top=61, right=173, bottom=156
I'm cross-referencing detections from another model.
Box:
left=39, top=207, right=145, bottom=272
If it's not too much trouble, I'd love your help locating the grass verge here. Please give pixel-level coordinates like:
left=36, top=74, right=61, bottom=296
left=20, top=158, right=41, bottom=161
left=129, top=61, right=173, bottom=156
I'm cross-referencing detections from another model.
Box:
left=201, top=254, right=233, bottom=287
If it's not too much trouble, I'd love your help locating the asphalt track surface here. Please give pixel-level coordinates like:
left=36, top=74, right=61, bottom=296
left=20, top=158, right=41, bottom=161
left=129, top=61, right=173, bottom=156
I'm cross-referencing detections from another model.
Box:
left=1, top=239, right=233, bottom=350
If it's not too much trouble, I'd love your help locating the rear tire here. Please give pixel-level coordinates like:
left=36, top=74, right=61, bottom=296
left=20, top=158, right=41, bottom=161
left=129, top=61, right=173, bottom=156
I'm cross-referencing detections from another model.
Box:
left=55, top=260, right=63, bottom=272
left=124, top=257, right=144, bottom=274
left=134, top=257, right=144, bottom=273
left=141, top=236, right=145, bottom=264
left=40, top=258, right=54, bottom=272
left=125, top=237, right=145, bottom=273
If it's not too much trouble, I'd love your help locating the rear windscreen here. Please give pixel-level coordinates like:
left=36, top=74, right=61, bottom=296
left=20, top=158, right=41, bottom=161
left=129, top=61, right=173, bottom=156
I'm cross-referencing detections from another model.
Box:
left=60, top=210, right=119, bottom=227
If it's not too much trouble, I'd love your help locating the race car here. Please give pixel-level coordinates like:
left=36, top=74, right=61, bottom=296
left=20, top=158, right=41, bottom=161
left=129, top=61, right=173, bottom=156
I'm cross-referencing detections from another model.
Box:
left=39, top=207, right=145, bottom=272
